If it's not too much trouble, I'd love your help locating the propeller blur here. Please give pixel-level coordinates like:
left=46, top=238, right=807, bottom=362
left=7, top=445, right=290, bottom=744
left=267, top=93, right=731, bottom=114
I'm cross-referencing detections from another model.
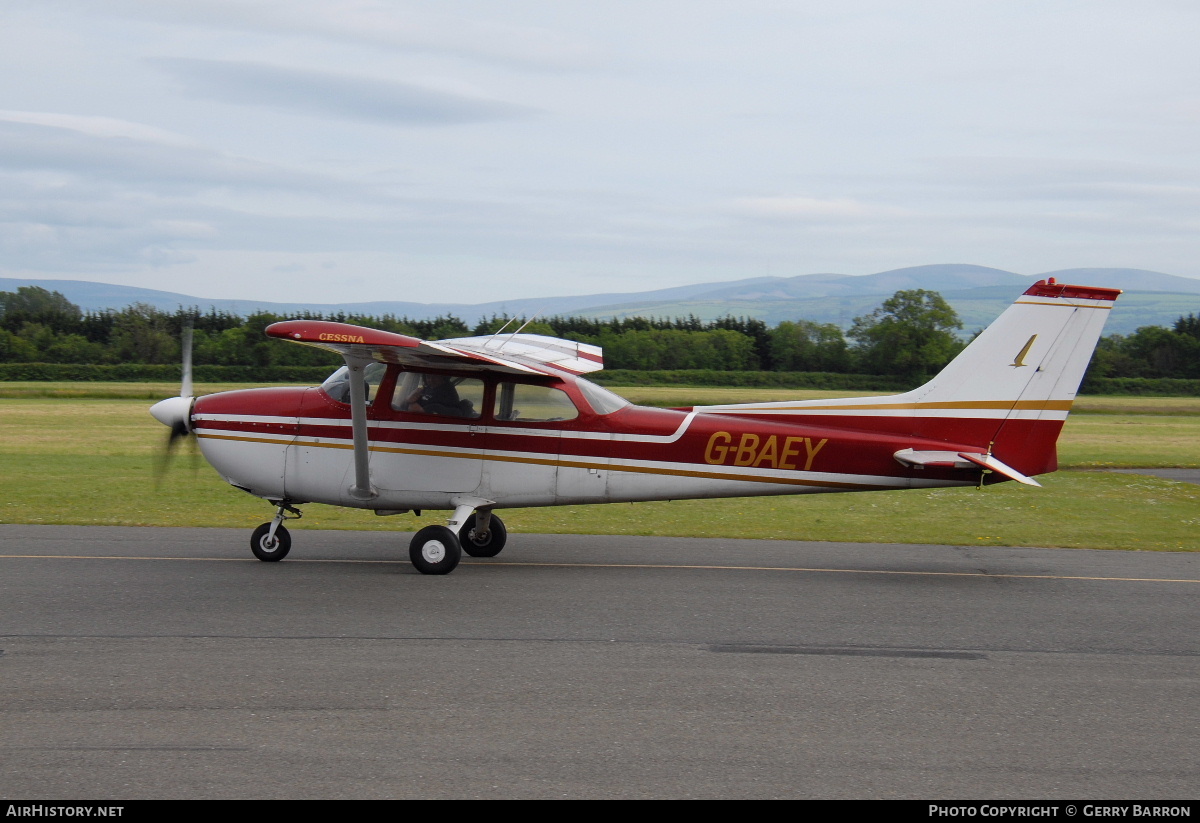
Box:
left=150, top=322, right=194, bottom=482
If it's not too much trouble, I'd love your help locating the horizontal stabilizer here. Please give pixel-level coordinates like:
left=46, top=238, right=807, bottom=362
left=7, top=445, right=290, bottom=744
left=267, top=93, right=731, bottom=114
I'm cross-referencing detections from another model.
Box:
left=893, top=449, right=979, bottom=470
left=956, top=452, right=1042, bottom=487
left=893, top=448, right=1042, bottom=486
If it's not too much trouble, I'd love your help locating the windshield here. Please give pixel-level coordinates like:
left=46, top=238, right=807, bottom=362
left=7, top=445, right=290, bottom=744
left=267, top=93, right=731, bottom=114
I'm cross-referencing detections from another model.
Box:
left=576, top=378, right=630, bottom=415
left=319, top=363, right=387, bottom=404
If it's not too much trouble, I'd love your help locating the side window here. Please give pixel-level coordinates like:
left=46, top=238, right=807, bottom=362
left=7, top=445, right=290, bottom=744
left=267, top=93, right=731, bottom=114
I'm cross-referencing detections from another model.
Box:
left=390, top=371, right=482, bottom=419
left=494, top=382, right=579, bottom=422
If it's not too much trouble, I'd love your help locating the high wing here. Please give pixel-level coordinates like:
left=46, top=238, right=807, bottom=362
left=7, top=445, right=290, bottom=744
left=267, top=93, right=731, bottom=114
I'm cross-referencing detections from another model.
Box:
left=265, top=320, right=603, bottom=377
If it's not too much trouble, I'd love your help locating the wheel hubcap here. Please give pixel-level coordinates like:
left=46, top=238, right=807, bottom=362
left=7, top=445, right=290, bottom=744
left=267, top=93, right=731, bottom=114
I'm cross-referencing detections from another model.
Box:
left=421, top=540, right=446, bottom=563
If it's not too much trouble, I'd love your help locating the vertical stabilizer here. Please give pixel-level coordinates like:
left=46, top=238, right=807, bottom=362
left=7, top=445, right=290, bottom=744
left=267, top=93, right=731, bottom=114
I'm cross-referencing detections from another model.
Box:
left=908, top=279, right=1121, bottom=474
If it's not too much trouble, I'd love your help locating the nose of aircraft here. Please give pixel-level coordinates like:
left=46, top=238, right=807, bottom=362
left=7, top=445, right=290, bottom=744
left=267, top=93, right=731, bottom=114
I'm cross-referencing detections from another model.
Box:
left=150, top=395, right=193, bottom=433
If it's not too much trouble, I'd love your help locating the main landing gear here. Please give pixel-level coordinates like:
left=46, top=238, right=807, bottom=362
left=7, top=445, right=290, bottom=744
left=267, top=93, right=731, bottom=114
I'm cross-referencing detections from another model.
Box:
left=458, top=511, right=507, bottom=558
left=247, top=501, right=506, bottom=575
left=409, top=525, right=461, bottom=574
left=409, top=507, right=508, bottom=575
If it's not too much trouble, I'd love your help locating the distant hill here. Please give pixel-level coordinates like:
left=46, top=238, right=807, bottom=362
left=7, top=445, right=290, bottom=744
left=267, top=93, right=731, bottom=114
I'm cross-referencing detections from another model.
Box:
left=4, top=264, right=1200, bottom=337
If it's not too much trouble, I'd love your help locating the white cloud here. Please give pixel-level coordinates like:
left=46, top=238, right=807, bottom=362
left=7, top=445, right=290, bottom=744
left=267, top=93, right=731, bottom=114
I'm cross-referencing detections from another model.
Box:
left=730, top=196, right=906, bottom=221
left=53, top=0, right=602, bottom=71
left=149, top=58, right=540, bottom=125
left=0, top=116, right=347, bottom=193
left=0, top=110, right=191, bottom=145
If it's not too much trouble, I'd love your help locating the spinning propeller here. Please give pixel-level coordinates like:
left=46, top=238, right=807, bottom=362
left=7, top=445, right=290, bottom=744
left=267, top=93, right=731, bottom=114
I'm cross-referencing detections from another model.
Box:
left=149, top=323, right=196, bottom=480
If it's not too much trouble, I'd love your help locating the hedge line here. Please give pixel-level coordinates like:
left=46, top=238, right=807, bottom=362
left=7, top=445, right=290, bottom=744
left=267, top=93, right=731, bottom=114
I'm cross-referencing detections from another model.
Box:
left=3, top=363, right=1198, bottom=396
left=1080, top=376, right=1200, bottom=396
left=0, top=363, right=334, bottom=383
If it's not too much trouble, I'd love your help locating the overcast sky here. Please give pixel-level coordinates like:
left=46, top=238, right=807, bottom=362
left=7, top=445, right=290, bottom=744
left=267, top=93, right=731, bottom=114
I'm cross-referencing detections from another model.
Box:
left=2, top=1, right=1199, bottom=304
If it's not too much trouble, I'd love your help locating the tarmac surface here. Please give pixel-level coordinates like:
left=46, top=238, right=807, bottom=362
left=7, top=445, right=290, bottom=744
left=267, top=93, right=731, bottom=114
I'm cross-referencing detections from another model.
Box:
left=2, top=525, right=1198, bottom=799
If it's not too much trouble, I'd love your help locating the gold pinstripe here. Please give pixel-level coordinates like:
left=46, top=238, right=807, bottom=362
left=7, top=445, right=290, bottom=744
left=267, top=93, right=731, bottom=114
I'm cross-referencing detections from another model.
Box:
left=712, top=399, right=1074, bottom=412
left=1013, top=300, right=1115, bottom=309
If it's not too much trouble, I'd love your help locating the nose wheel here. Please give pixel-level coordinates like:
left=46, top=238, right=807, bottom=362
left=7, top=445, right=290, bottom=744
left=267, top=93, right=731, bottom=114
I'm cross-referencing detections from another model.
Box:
left=250, top=502, right=301, bottom=561
left=251, top=522, right=292, bottom=561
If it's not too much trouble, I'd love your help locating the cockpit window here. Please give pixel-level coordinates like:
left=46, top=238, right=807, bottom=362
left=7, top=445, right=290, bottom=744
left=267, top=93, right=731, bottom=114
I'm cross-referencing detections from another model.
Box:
left=319, top=363, right=387, bottom=404
left=391, top=371, right=483, bottom=418
left=576, top=379, right=630, bottom=415
left=494, top=382, right=579, bottom=422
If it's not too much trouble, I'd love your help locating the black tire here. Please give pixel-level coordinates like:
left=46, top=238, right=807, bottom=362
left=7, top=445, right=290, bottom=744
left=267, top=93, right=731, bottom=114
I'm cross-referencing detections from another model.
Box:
left=458, top=513, right=507, bottom=558
left=409, top=525, right=462, bottom=575
left=251, top=522, right=291, bottom=562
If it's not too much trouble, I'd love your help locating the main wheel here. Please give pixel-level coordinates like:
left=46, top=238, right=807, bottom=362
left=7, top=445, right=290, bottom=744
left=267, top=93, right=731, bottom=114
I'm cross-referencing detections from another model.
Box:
left=409, top=525, right=462, bottom=575
left=251, top=522, right=291, bottom=561
left=458, top=513, right=507, bottom=558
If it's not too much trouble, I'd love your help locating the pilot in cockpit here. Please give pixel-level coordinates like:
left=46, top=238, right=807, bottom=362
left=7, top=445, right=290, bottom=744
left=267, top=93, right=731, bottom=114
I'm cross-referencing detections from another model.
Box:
left=404, top=373, right=473, bottom=417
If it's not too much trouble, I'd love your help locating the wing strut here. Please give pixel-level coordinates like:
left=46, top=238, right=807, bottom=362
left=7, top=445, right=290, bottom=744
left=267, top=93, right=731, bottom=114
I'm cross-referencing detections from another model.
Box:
left=345, top=356, right=377, bottom=501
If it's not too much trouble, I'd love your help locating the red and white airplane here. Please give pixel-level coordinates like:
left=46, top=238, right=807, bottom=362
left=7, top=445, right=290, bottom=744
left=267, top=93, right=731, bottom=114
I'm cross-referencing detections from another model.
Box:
left=150, top=279, right=1120, bottom=574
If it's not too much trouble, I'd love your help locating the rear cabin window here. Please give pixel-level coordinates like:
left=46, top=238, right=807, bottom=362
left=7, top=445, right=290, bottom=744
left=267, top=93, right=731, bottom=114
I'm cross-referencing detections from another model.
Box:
left=494, top=382, right=579, bottom=422
left=390, top=371, right=483, bottom=419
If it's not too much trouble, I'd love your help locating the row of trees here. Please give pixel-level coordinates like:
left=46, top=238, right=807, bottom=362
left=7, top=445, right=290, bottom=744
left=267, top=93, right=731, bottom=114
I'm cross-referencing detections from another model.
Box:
left=3, top=285, right=1198, bottom=380
left=1088, top=317, right=1200, bottom=380
left=0, top=286, right=965, bottom=377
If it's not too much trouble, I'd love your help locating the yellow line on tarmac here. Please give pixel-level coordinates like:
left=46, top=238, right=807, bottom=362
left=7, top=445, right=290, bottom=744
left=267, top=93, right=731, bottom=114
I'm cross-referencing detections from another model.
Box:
left=1, top=554, right=1198, bottom=584
left=1, top=554, right=252, bottom=561
left=469, top=560, right=1200, bottom=584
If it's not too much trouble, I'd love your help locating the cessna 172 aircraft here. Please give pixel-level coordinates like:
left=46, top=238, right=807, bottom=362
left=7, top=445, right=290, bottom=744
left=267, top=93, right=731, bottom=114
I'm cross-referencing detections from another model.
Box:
left=150, top=279, right=1120, bottom=574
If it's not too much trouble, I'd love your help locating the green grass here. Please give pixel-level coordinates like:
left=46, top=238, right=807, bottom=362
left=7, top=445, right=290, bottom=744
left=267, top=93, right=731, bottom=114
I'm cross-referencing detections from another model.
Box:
left=2, top=392, right=1198, bottom=550
left=1057, top=415, right=1200, bottom=467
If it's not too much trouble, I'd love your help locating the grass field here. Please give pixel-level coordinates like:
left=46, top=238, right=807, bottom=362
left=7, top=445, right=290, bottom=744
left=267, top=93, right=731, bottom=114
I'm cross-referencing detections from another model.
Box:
left=2, top=384, right=1198, bottom=551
